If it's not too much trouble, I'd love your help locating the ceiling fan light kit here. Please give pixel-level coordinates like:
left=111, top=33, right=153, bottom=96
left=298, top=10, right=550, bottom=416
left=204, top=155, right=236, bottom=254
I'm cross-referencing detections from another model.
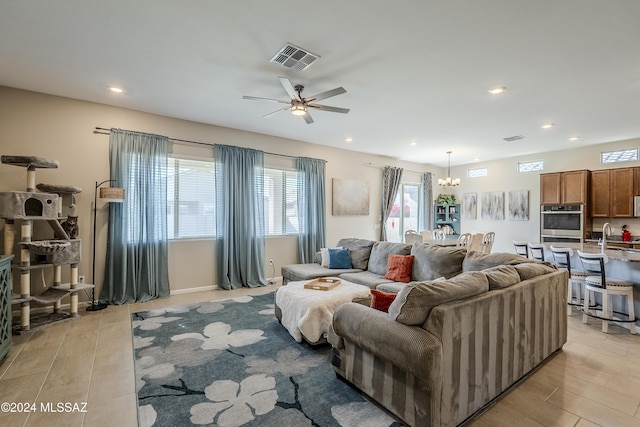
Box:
left=243, top=76, right=349, bottom=124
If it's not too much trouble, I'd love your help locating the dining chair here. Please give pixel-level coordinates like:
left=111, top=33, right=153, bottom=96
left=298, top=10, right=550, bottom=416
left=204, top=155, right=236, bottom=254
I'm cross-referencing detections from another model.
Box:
left=481, top=232, right=495, bottom=254
left=513, top=241, right=530, bottom=258
left=432, top=229, right=446, bottom=240
left=577, top=251, right=636, bottom=334
left=468, top=233, right=484, bottom=252
left=456, top=233, right=471, bottom=249
left=404, top=229, right=423, bottom=245
left=420, top=230, right=432, bottom=242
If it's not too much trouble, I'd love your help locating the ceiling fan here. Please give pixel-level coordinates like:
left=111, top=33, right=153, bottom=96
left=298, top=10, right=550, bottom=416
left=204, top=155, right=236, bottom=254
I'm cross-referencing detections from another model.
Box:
left=242, top=76, right=349, bottom=124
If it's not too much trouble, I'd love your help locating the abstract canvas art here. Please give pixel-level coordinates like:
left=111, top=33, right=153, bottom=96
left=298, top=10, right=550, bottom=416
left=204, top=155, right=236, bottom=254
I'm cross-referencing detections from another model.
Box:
left=481, top=191, right=504, bottom=220
left=332, top=178, right=370, bottom=215
left=463, top=193, right=477, bottom=220
left=509, top=190, right=529, bottom=221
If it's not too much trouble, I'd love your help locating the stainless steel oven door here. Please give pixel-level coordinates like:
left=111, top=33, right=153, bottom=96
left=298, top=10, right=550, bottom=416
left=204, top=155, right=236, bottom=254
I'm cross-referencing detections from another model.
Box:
left=540, top=211, right=583, bottom=237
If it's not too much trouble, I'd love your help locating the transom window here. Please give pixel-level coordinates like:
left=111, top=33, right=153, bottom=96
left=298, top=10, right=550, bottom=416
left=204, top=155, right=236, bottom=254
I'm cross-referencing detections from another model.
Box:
left=518, top=160, right=544, bottom=173
left=468, top=168, right=488, bottom=178
left=601, top=148, right=638, bottom=164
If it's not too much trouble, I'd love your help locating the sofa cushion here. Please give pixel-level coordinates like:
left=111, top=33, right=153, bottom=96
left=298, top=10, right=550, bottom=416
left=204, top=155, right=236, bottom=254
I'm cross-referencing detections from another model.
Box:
left=367, top=242, right=412, bottom=275
left=328, top=248, right=352, bottom=269
left=513, top=262, right=557, bottom=281
left=411, top=244, right=467, bottom=281
left=483, top=265, right=521, bottom=290
left=339, top=271, right=393, bottom=289
left=462, top=251, right=529, bottom=272
left=375, top=282, right=407, bottom=293
left=388, top=271, right=489, bottom=326
left=384, top=254, right=414, bottom=283
left=281, top=263, right=362, bottom=283
left=370, top=289, right=397, bottom=312
left=336, top=238, right=376, bottom=270
left=320, top=246, right=342, bottom=267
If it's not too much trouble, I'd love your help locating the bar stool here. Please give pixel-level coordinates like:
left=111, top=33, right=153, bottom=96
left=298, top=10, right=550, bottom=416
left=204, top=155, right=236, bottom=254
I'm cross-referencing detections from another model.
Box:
left=528, top=243, right=546, bottom=262
left=513, top=241, right=529, bottom=258
left=550, top=246, right=589, bottom=316
left=577, top=251, right=636, bottom=334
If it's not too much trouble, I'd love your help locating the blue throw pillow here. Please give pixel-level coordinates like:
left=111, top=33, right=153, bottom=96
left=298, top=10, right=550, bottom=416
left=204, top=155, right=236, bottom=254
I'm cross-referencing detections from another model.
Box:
left=328, top=248, right=352, bottom=269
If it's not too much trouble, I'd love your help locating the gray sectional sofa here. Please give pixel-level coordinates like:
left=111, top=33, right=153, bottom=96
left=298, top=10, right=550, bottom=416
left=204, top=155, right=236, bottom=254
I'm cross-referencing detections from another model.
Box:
left=328, top=257, right=568, bottom=427
left=281, top=238, right=469, bottom=292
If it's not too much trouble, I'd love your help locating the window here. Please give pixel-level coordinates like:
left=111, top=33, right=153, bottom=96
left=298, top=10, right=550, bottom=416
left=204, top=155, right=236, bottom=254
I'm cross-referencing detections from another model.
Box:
left=601, top=148, right=638, bottom=164
left=468, top=168, right=488, bottom=178
left=166, top=158, right=299, bottom=239
left=167, top=157, right=216, bottom=239
left=264, top=168, right=298, bottom=236
left=385, top=183, right=421, bottom=243
left=518, top=160, right=544, bottom=173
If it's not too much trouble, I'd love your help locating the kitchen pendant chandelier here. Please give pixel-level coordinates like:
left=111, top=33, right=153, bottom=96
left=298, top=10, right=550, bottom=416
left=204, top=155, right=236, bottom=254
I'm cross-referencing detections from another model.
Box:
left=438, top=151, right=460, bottom=187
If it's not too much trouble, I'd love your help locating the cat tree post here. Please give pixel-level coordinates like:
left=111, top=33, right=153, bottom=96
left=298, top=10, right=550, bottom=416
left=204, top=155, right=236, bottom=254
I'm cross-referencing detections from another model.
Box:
left=53, top=265, right=62, bottom=313
left=19, top=219, right=32, bottom=330
left=3, top=220, right=15, bottom=256
left=26, top=165, right=36, bottom=192
left=70, top=263, right=78, bottom=316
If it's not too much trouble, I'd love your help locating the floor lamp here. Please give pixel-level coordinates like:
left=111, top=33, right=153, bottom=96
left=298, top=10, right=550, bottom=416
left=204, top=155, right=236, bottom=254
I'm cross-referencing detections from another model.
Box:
left=87, top=179, right=125, bottom=311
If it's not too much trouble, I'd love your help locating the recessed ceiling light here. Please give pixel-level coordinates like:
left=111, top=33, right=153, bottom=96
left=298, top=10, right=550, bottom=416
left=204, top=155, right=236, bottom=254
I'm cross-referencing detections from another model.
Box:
left=541, top=123, right=554, bottom=129
left=410, top=141, right=417, bottom=146
left=569, top=136, right=580, bottom=141
left=474, top=158, right=480, bottom=161
left=344, top=137, right=353, bottom=142
left=488, top=86, right=506, bottom=94
left=109, top=86, right=124, bottom=93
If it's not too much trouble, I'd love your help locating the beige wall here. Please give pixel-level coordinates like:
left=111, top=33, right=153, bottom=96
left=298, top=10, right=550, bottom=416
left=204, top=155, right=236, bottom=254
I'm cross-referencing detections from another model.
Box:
left=0, top=86, right=438, bottom=298
left=446, top=138, right=640, bottom=253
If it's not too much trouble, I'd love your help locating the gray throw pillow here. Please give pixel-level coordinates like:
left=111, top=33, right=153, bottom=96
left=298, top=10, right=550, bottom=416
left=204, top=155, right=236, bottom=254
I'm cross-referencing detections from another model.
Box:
left=388, top=271, right=489, bottom=326
left=336, top=238, right=376, bottom=270
left=367, top=242, right=412, bottom=275
left=513, top=262, right=557, bottom=281
left=483, top=265, right=521, bottom=290
left=411, top=244, right=467, bottom=281
left=462, top=251, right=529, bottom=272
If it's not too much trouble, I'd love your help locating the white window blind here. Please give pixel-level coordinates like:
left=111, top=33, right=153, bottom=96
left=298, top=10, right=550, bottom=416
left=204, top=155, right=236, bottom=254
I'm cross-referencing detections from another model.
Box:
left=264, top=168, right=298, bottom=235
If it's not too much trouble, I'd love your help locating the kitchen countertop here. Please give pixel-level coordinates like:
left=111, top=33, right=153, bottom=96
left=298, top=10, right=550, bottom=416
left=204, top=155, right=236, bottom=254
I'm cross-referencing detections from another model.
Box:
left=541, top=241, right=640, bottom=263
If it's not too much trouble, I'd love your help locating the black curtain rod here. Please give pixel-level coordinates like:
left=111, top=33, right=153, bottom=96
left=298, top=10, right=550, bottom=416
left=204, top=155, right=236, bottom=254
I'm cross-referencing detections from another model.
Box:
left=94, top=127, right=324, bottom=162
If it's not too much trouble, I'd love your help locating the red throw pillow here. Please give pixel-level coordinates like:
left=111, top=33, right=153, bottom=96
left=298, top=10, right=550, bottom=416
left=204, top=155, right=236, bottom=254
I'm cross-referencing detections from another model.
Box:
left=370, top=289, right=397, bottom=313
left=384, top=254, right=415, bottom=283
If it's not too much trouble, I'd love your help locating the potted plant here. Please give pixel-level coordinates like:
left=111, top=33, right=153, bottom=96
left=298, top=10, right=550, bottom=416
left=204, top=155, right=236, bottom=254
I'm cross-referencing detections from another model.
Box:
left=435, top=194, right=456, bottom=205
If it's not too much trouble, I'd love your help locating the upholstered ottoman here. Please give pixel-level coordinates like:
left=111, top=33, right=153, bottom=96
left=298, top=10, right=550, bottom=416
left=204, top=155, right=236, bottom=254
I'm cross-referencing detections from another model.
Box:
left=274, top=279, right=371, bottom=345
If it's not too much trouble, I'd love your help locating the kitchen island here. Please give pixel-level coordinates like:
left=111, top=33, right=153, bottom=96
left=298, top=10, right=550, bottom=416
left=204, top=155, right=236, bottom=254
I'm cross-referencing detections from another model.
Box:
left=539, top=242, right=639, bottom=333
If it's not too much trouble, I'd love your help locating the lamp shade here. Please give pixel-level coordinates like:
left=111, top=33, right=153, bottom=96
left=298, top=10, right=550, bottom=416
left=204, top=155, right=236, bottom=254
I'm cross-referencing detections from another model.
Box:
left=99, top=187, right=125, bottom=203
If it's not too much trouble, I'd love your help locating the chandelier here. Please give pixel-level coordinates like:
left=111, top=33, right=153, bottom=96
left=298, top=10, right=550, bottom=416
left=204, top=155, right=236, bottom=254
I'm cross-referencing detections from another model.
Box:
left=438, top=151, right=460, bottom=187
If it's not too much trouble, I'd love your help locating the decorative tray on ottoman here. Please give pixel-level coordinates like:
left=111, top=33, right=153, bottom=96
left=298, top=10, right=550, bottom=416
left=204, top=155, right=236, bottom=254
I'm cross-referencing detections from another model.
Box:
left=304, top=277, right=341, bottom=291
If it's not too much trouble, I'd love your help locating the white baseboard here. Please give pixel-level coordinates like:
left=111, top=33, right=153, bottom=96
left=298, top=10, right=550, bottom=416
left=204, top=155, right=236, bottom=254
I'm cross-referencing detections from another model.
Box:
left=170, top=285, right=218, bottom=295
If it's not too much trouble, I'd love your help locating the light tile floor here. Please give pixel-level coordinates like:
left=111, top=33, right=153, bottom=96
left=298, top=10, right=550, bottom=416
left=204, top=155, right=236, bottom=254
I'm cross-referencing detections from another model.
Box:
left=1, top=286, right=639, bottom=427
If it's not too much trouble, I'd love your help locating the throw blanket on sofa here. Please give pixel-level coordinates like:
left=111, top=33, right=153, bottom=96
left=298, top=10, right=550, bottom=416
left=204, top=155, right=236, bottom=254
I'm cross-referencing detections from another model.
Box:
left=276, top=280, right=371, bottom=343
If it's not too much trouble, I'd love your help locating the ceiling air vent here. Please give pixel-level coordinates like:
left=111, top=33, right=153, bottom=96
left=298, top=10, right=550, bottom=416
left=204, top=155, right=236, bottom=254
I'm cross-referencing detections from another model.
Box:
left=503, top=135, right=527, bottom=142
left=270, top=43, right=319, bottom=71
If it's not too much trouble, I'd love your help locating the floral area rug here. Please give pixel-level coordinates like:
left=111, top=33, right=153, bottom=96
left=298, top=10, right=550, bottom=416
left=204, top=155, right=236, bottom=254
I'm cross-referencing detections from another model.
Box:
left=132, top=291, right=404, bottom=427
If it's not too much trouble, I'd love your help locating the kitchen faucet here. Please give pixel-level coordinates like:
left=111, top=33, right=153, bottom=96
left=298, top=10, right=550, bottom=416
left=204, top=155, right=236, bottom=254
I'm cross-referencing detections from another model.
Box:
left=602, top=222, right=612, bottom=253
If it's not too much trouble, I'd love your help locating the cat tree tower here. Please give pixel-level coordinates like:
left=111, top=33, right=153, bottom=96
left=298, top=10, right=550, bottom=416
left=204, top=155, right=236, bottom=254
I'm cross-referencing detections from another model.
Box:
left=0, top=155, right=93, bottom=333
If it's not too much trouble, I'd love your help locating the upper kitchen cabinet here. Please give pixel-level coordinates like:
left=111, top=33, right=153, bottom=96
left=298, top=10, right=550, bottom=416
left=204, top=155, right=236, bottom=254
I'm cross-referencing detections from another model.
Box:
left=591, top=167, right=635, bottom=217
left=540, top=170, right=589, bottom=205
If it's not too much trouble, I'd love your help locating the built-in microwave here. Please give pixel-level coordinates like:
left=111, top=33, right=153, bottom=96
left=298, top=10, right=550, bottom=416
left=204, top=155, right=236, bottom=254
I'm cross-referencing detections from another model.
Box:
left=540, top=204, right=584, bottom=239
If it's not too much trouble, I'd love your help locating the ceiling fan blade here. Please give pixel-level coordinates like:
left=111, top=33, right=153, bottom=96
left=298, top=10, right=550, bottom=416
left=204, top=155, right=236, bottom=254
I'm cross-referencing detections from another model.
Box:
left=242, top=95, right=290, bottom=104
left=306, top=87, right=346, bottom=102
left=303, top=111, right=314, bottom=124
left=278, top=76, right=301, bottom=101
left=307, top=104, right=350, bottom=114
left=262, top=106, right=291, bottom=118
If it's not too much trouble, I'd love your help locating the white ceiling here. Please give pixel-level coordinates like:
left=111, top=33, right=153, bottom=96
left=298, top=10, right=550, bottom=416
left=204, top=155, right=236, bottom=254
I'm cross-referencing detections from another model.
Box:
left=1, top=0, right=639, bottom=167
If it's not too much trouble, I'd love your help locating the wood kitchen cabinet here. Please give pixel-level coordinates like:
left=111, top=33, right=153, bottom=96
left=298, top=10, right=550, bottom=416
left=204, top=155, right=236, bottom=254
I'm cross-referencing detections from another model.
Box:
left=591, top=167, right=635, bottom=217
left=540, top=170, right=589, bottom=205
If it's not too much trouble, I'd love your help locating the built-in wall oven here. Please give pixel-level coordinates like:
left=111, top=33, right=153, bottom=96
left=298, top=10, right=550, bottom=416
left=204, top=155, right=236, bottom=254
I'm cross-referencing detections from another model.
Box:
left=540, top=205, right=584, bottom=243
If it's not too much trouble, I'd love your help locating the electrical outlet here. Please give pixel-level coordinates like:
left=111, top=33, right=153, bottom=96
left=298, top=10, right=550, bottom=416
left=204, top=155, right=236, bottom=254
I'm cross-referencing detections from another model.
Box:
left=78, top=275, right=85, bottom=284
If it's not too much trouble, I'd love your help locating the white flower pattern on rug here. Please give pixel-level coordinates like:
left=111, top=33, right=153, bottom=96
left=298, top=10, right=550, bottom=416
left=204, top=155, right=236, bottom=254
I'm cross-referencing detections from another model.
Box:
left=245, top=347, right=326, bottom=376
left=171, top=322, right=265, bottom=350
left=138, top=404, right=157, bottom=427
left=133, top=335, right=155, bottom=349
left=190, top=374, right=278, bottom=426
left=132, top=316, right=182, bottom=331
